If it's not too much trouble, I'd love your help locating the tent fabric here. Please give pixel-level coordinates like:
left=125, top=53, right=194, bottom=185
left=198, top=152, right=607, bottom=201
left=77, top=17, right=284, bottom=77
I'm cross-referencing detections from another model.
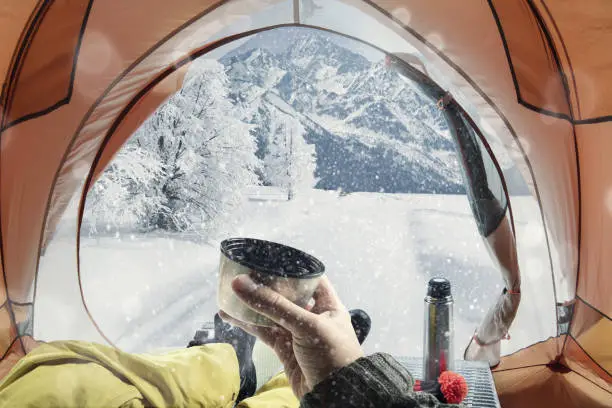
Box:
left=489, top=0, right=572, bottom=120
left=0, top=0, right=93, bottom=130
left=564, top=335, right=612, bottom=394
left=494, top=365, right=612, bottom=408
left=492, top=335, right=612, bottom=406
left=566, top=298, right=612, bottom=386
left=492, top=335, right=565, bottom=372
left=1, top=0, right=612, bottom=405
left=576, top=121, right=612, bottom=316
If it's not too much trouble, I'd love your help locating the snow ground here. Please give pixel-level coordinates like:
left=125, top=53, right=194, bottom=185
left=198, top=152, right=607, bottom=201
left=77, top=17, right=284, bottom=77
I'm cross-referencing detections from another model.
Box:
left=35, top=188, right=555, bottom=362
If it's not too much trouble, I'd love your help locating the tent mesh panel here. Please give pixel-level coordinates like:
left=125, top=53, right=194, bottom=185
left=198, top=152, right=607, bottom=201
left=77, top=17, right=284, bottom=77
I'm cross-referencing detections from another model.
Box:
left=396, top=357, right=501, bottom=408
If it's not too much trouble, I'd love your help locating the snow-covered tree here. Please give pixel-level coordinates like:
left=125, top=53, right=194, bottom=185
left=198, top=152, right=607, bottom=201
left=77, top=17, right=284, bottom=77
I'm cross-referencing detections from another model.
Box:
left=259, top=105, right=317, bottom=199
left=87, top=59, right=260, bottom=236
left=86, top=143, right=164, bottom=232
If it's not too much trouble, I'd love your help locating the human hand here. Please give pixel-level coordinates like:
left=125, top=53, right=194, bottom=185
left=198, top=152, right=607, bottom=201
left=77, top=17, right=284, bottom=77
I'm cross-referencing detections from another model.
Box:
left=219, top=275, right=364, bottom=399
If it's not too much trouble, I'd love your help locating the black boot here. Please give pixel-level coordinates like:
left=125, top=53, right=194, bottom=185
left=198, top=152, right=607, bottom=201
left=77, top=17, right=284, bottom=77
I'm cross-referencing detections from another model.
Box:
left=349, top=309, right=371, bottom=345
left=188, top=314, right=257, bottom=402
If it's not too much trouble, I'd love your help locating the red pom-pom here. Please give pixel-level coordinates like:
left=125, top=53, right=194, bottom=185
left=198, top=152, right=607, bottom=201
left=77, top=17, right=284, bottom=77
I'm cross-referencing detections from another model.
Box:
left=438, top=371, right=468, bottom=404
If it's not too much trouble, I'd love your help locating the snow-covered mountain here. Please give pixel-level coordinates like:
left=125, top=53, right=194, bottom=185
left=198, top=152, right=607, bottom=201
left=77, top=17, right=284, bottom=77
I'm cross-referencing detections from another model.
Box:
left=221, top=27, right=466, bottom=194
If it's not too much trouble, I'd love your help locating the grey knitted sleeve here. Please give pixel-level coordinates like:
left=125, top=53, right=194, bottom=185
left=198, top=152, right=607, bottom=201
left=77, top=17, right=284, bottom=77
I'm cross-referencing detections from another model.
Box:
left=300, top=353, right=459, bottom=408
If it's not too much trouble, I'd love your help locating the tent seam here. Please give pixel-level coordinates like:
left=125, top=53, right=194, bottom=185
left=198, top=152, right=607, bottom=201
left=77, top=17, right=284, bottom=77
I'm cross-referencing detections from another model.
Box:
left=0, top=0, right=95, bottom=132
left=523, top=0, right=585, bottom=355
left=493, top=362, right=612, bottom=396
left=568, top=366, right=612, bottom=396
left=485, top=0, right=611, bottom=124
left=523, top=0, right=583, bottom=354
left=495, top=335, right=565, bottom=364
left=539, top=0, right=582, bottom=119
left=492, top=363, right=548, bottom=373
left=0, top=0, right=49, bottom=129
left=567, top=334, right=612, bottom=378
left=28, top=0, right=95, bottom=336
left=575, top=295, right=612, bottom=322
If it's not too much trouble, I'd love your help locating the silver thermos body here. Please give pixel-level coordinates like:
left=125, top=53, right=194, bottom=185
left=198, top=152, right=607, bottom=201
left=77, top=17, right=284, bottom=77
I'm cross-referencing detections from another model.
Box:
left=423, top=277, right=454, bottom=381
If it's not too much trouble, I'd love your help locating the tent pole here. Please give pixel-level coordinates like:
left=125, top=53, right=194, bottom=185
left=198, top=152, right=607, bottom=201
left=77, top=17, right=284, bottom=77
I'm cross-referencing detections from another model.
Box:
left=293, top=0, right=300, bottom=24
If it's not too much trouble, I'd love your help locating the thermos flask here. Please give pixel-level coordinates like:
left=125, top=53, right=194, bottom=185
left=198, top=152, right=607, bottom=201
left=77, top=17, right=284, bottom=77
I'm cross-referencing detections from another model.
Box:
left=423, top=277, right=454, bottom=381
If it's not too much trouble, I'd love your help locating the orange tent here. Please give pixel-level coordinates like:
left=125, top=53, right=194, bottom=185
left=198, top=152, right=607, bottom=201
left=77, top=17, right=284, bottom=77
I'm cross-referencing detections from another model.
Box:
left=0, top=1, right=610, bottom=406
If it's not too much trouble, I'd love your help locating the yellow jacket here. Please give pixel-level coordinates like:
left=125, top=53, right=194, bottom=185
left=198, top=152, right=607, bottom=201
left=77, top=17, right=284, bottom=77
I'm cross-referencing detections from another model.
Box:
left=0, top=341, right=240, bottom=408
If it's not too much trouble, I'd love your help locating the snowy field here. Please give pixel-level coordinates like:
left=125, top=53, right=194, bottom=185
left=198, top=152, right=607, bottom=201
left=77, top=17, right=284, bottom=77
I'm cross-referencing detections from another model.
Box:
left=35, top=188, right=556, bottom=363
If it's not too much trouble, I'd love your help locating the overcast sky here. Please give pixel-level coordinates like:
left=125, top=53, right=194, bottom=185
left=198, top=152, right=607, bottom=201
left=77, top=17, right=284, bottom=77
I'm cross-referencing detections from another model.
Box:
left=205, top=0, right=418, bottom=61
